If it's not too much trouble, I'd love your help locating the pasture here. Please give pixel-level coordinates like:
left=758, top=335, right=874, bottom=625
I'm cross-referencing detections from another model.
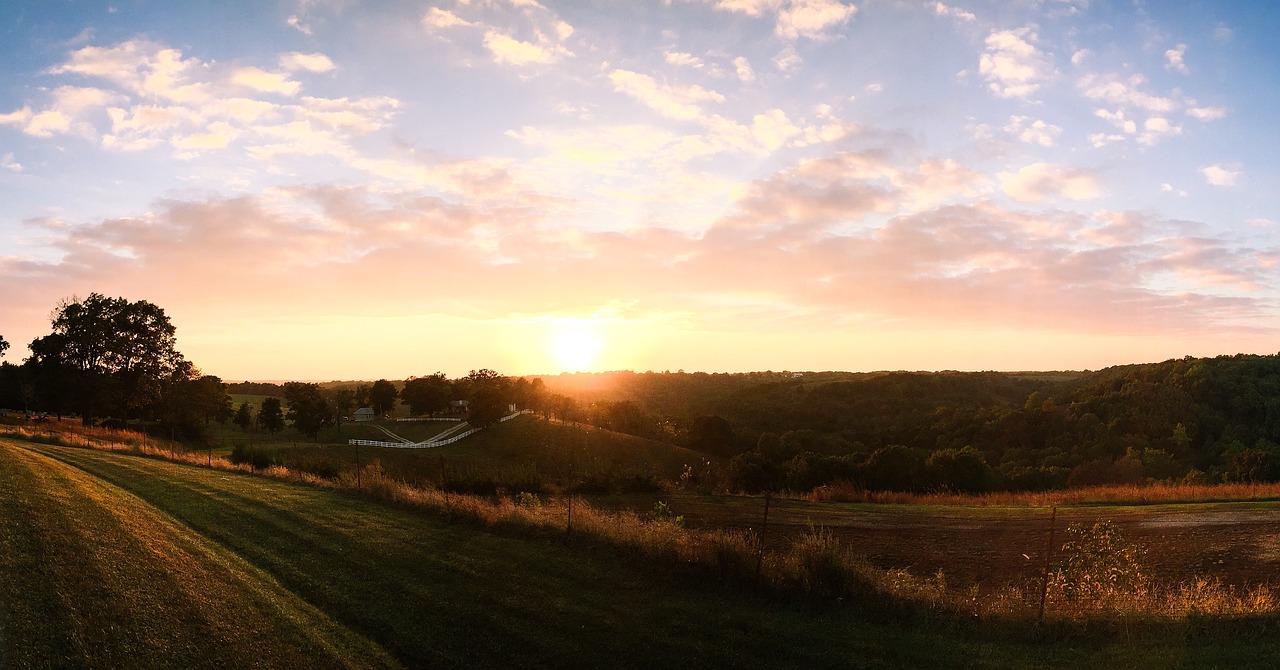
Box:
left=11, top=419, right=1280, bottom=665
left=7, top=436, right=1280, bottom=667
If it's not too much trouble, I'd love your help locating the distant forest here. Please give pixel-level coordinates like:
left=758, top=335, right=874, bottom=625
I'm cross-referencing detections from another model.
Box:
left=538, top=355, right=1280, bottom=494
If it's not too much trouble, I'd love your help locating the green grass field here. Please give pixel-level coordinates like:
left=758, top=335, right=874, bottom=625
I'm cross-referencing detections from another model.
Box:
left=205, top=415, right=705, bottom=491
left=8, top=437, right=1280, bottom=667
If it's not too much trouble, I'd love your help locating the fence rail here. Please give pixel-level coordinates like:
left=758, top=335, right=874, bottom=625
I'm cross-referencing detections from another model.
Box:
left=349, top=410, right=532, bottom=449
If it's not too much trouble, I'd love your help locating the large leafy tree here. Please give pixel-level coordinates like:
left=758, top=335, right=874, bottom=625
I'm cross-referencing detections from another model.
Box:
left=467, top=386, right=508, bottom=428
left=284, top=382, right=334, bottom=440
left=369, top=379, right=398, bottom=416
left=0, top=334, right=8, bottom=359
left=257, top=397, right=285, bottom=433
left=400, top=373, right=451, bottom=417
left=234, top=402, right=253, bottom=432
left=27, top=294, right=185, bottom=424
left=325, top=386, right=356, bottom=426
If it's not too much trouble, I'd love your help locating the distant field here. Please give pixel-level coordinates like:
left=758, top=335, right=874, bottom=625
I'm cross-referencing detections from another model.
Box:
left=205, top=415, right=706, bottom=489
left=8, top=438, right=1280, bottom=668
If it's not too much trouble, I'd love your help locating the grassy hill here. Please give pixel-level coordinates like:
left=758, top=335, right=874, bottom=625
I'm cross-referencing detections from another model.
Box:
left=207, top=415, right=708, bottom=493
left=8, top=436, right=1280, bottom=667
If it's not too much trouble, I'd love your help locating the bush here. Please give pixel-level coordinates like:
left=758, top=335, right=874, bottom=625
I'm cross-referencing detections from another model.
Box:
left=229, top=444, right=279, bottom=471
left=1048, top=520, right=1148, bottom=606
left=650, top=501, right=684, bottom=527
left=515, top=492, right=542, bottom=509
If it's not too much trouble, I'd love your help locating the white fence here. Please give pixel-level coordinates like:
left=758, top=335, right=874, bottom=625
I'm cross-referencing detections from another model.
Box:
left=348, top=410, right=533, bottom=449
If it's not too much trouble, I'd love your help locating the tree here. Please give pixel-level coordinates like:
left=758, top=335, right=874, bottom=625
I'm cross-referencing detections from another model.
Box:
left=326, top=387, right=355, bottom=426
left=234, top=402, right=253, bottom=432
left=687, top=415, right=736, bottom=457
left=188, top=375, right=232, bottom=425
left=926, top=446, right=995, bottom=494
left=369, top=379, right=398, bottom=417
left=401, top=373, right=451, bottom=417
left=0, top=334, right=8, bottom=359
left=26, top=293, right=185, bottom=424
left=353, top=383, right=371, bottom=409
left=468, top=386, right=508, bottom=428
left=257, top=397, right=284, bottom=433
left=284, top=382, right=334, bottom=440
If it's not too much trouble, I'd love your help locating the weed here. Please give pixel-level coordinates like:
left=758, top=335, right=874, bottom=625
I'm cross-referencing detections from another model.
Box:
left=650, top=500, right=684, bottom=527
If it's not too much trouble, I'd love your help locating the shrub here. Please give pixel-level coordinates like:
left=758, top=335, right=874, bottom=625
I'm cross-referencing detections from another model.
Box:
left=229, top=443, right=279, bottom=471
left=515, top=492, right=542, bottom=509
left=1048, top=520, right=1147, bottom=608
left=650, top=501, right=684, bottom=527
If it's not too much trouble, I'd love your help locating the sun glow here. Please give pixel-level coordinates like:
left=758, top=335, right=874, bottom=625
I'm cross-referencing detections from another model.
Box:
left=548, top=318, right=605, bottom=372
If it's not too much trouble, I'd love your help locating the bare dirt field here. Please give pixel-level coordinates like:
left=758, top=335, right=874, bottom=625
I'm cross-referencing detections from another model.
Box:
left=595, top=494, right=1280, bottom=592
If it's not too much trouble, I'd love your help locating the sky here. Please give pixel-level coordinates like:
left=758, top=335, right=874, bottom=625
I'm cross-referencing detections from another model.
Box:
left=2, top=0, right=1279, bottom=380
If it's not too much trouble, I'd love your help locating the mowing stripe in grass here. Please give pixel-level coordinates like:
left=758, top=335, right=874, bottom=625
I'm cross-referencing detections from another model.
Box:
left=0, top=440, right=402, bottom=669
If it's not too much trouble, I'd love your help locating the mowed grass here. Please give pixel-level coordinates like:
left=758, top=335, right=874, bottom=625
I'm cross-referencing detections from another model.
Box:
left=9, top=440, right=1280, bottom=667
left=0, top=439, right=398, bottom=669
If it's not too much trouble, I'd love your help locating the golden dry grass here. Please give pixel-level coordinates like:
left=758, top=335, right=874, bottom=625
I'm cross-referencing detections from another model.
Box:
left=808, top=479, right=1280, bottom=507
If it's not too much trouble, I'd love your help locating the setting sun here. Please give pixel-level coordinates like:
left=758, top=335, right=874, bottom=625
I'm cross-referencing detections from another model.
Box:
left=548, top=318, right=605, bottom=372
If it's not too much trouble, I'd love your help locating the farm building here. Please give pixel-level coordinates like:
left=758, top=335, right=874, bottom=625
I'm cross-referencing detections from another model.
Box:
left=353, top=407, right=377, bottom=422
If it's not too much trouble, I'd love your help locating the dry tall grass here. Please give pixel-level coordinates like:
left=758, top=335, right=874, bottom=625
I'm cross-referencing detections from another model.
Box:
left=809, top=479, right=1280, bottom=507
left=5, top=420, right=1278, bottom=623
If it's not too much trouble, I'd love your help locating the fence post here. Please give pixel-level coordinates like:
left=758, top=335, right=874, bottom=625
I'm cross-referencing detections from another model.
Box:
left=755, top=491, right=772, bottom=580
left=1038, top=506, right=1058, bottom=623
left=439, top=455, right=449, bottom=506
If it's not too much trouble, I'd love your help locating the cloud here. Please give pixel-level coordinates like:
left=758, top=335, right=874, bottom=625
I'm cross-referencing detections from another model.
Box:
left=1137, top=116, right=1181, bottom=146
left=999, top=162, right=1101, bottom=202
left=483, top=30, right=571, bottom=65
left=1164, top=43, right=1189, bottom=74
left=279, top=52, right=335, bottom=73
left=1201, top=164, right=1239, bottom=187
left=774, top=46, right=802, bottom=71
left=708, top=0, right=785, bottom=16
left=230, top=67, right=301, bottom=96
left=1186, top=105, right=1227, bottom=121
left=287, top=15, right=313, bottom=35
left=933, top=2, right=976, bottom=22
left=1, top=152, right=21, bottom=172
left=18, top=37, right=403, bottom=176
left=50, top=40, right=211, bottom=104
left=0, top=106, right=33, bottom=127
left=1087, top=132, right=1125, bottom=148
left=733, top=56, right=756, bottom=83
left=609, top=70, right=725, bottom=122
left=423, top=8, right=474, bottom=29
left=665, top=51, right=704, bottom=69
left=1004, top=115, right=1061, bottom=147
left=979, top=27, right=1055, bottom=99
left=1077, top=73, right=1176, bottom=113
left=4, top=156, right=1269, bottom=375
left=774, top=0, right=857, bottom=40
left=1094, top=108, right=1136, bottom=134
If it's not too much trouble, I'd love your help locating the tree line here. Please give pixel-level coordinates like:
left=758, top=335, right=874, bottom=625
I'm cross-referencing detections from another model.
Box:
left=1, top=294, right=230, bottom=438
left=537, top=358, right=1280, bottom=494
left=0, top=295, right=552, bottom=441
